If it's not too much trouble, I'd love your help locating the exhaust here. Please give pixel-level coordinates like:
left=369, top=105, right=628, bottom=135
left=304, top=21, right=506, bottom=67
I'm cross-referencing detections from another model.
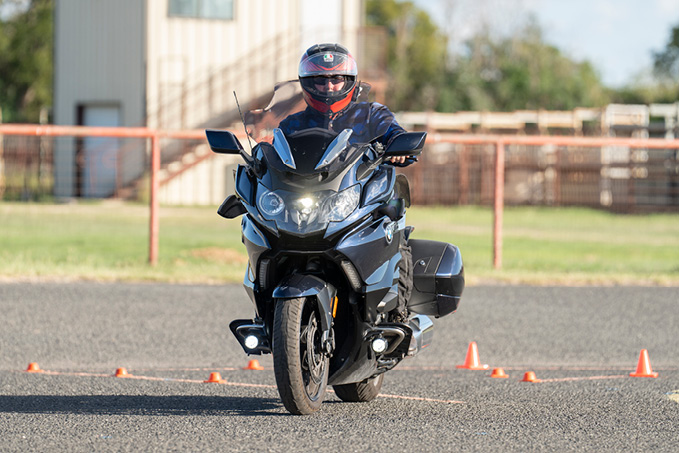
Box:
left=407, top=314, right=434, bottom=357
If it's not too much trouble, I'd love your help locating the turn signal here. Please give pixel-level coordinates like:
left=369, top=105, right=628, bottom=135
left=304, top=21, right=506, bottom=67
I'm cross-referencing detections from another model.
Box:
left=340, top=261, right=362, bottom=290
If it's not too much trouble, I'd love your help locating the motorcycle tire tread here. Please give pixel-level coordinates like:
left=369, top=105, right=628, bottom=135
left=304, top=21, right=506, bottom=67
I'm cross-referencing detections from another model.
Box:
left=273, top=297, right=328, bottom=415
left=333, top=374, right=384, bottom=402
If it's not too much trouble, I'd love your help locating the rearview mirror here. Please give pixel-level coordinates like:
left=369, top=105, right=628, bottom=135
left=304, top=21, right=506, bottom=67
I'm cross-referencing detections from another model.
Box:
left=206, top=129, right=244, bottom=154
left=385, top=132, right=427, bottom=156
left=206, top=129, right=260, bottom=175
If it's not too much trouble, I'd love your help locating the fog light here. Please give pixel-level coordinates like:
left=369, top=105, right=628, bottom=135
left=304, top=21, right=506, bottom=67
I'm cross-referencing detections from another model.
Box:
left=244, top=334, right=259, bottom=350
left=371, top=337, right=388, bottom=354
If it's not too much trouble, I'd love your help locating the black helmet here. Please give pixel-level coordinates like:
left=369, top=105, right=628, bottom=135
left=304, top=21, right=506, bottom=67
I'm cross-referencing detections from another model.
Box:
left=298, top=43, right=358, bottom=114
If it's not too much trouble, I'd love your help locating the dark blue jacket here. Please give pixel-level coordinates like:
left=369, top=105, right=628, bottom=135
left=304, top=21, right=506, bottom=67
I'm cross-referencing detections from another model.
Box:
left=279, top=102, right=417, bottom=167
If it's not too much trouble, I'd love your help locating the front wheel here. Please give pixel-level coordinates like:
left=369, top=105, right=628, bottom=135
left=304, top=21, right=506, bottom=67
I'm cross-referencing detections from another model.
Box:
left=273, top=297, right=329, bottom=415
left=333, top=373, right=384, bottom=402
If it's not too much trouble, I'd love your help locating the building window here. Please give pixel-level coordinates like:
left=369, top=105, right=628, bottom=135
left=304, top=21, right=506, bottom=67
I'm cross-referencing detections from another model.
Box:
left=168, top=0, right=234, bottom=20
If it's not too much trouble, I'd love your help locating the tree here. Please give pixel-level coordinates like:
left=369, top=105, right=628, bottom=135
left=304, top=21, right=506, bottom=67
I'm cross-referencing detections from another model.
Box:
left=653, top=23, right=679, bottom=80
left=366, top=0, right=448, bottom=111
left=0, top=0, right=53, bottom=123
left=367, top=1, right=610, bottom=112
left=444, top=21, right=610, bottom=112
left=609, top=22, right=679, bottom=104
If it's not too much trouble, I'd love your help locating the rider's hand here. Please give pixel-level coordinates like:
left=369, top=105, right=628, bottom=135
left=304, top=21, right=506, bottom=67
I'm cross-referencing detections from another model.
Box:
left=389, top=156, right=407, bottom=164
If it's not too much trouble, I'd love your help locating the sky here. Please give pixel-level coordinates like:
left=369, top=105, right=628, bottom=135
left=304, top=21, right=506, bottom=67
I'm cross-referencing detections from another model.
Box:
left=413, top=0, right=679, bottom=88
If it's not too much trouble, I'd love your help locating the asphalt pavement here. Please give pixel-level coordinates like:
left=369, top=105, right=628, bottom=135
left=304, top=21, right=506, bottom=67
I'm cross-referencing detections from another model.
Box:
left=1, top=283, right=677, bottom=451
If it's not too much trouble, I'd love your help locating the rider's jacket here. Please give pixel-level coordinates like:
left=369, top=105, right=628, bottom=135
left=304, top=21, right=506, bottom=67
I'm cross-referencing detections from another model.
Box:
left=279, top=102, right=418, bottom=167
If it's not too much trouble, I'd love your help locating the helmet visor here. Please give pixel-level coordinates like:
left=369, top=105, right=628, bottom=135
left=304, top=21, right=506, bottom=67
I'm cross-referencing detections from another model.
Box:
left=299, top=51, right=358, bottom=78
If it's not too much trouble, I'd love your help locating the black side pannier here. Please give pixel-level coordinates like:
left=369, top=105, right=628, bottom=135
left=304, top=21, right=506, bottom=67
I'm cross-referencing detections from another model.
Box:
left=407, top=239, right=464, bottom=318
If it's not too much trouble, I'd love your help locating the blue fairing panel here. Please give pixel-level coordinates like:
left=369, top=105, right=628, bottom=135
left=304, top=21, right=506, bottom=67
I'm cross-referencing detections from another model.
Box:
left=336, top=217, right=404, bottom=284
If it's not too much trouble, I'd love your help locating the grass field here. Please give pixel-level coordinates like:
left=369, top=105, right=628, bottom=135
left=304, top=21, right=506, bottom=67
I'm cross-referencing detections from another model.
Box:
left=1, top=201, right=678, bottom=286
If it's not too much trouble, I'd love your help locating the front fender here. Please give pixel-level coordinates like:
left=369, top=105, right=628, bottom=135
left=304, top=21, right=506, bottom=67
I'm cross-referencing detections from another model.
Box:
left=272, top=274, right=336, bottom=334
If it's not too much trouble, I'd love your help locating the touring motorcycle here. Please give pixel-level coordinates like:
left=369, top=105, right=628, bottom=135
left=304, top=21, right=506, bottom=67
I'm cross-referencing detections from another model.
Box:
left=206, top=81, right=464, bottom=414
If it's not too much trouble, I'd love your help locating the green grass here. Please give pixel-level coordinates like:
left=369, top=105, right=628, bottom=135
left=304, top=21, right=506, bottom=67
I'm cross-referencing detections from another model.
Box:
left=407, top=206, right=679, bottom=285
left=1, top=202, right=678, bottom=285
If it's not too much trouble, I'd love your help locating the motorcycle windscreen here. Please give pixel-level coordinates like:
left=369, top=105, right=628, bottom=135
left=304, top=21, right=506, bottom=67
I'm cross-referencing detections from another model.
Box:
left=243, top=80, right=389, bottom=146
left=256, top=128, right=366, bottom=186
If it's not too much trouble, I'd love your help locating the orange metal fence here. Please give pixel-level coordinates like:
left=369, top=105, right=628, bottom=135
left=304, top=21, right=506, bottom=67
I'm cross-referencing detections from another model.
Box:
left=401, top=134, right=679, bottom=267
left=2, top=125, right=679, bottom=269
left=0, top=125, right=204, bottom=266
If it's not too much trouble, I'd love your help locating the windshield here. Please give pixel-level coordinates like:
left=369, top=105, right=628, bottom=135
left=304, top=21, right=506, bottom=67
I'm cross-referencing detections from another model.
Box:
left=244, top=80, right=392, bottom=148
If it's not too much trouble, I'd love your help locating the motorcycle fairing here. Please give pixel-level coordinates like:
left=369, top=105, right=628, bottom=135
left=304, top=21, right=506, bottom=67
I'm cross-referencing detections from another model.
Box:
left=234, top=164, right=280, bottom=235
left=217, top=194, right=247, bottom=219
left=336, top=216, right=405, bottom=284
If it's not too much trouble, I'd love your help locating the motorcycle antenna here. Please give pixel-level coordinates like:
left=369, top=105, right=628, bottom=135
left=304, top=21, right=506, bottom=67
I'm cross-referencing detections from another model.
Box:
left=233, top=91, right=254, bottom=153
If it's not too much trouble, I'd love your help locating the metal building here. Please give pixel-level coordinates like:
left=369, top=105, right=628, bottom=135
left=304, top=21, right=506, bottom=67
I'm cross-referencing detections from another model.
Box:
left=53, top=0, right=364, bottom=200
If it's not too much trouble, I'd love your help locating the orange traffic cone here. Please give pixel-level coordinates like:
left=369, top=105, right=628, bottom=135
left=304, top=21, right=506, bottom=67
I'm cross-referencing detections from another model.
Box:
left=204, top=372, right=226, bottom=383
left=115, top=367, right=130, bottom=378
left=26, top=362, right=43, bottom=373
left=244, top=359, right=264, bottom=370
left=490, top=367, right=509, bottom=378
left=521, top=371, right=541, bottom=383
left=629, top=349, right=658, bottom=378
left=456, top=342, right=489, bottom=370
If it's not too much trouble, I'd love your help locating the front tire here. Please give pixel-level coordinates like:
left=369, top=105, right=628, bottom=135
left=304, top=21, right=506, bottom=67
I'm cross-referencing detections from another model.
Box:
left=333, top=374, right=384, bottom=402
left=273, top=297, right=329, bottom=415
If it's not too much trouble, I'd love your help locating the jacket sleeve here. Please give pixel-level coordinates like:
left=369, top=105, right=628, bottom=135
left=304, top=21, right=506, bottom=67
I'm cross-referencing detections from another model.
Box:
left=370, top=103, right=405, bottom=145
left=370, top=103, right=418, bottom=167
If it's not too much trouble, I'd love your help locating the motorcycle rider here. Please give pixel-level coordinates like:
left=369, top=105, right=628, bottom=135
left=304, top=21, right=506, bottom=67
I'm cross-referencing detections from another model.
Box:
left=279, top=43, right=416, bottom=167
left=279, top=43, right=416, bottom=321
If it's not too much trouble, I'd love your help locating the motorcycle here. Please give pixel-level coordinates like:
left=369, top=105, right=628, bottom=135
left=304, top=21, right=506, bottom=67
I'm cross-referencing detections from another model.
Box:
left=206, top=81, right=464, bottom=414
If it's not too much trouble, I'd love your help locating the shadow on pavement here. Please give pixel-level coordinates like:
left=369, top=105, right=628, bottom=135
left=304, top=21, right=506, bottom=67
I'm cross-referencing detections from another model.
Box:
left=0, top=395, right=284, bottom=416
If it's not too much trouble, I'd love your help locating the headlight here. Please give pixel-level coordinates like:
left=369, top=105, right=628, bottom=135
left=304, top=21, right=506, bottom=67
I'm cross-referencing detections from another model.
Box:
left=324, top=185, right=360, bottom=222
left=292, top=196, right=320, bottom=225
left=364, top=171, right=389, bottom=205
left=256, top=184, right=361, bottom=232
left=258, top=191, right=285, bottom=216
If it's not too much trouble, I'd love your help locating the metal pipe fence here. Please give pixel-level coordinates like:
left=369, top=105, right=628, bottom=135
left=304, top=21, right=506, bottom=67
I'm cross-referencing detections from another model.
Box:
left=2, top=125, right=679, bottom=269
left=399, top=135, right=679, bottom=213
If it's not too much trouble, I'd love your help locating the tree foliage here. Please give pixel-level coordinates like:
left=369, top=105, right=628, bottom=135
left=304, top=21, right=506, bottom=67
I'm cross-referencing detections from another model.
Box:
left=653, top=23, right=679, bottom=80
left=367, top=0, right=611, bottom=112
left=0, top=0, right=53, bottom=123
left=367, top=0, right=448, bottom=111
left=610, top=21, right=679, bottom=104
left=445, top=22, right=610, bottom=112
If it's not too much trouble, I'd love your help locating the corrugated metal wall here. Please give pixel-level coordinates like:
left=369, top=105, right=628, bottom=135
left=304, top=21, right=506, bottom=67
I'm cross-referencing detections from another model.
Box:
left=54, top=0, right=145, bottom=127
left=51, top=0, right=364, bottom=200
left=53, top=0, right=146, bottom=197
left=145, top=0, right=302, bottom=130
